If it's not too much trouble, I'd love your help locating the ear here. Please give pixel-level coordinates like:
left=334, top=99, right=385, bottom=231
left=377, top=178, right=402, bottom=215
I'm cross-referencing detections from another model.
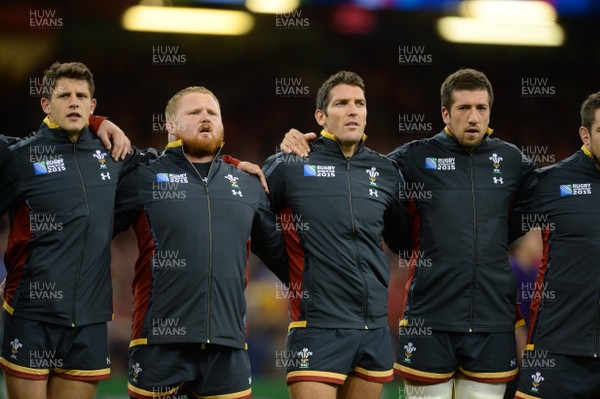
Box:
left=580, top=126, right=591, bottom=148
left=166, top=120, right=176, bottom=137
left=314, top=109, right=326, bottom=128
left=441, top=107, right=450, bottom=125
left=41, top=97, right=51, bottom=115
left=90, top=98, right=97, bottom=114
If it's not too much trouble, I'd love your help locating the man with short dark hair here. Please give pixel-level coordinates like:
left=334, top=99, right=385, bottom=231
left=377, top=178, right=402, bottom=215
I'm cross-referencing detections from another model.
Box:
left=265, top=71, right=409, bottom=399
left=391, top=68, right=538, bottom=399
left=514, top=91, right=600, bottom=399
left=0, top=61, right=153, bottom=399
left=280, top=68, right=539, bottom=399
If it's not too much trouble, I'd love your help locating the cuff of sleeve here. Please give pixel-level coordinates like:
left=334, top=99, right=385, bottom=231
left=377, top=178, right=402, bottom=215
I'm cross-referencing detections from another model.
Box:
left=222, top=155, right=240, bottom=167
left=88, top=115, right=106, bottom=133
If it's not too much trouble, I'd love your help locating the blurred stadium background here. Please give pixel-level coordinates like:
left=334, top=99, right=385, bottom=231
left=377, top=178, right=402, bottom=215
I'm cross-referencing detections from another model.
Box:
left=0, top=0, right=597, bottom=397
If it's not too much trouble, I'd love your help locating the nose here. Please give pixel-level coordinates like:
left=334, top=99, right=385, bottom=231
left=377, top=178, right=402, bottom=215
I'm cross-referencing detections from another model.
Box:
left=68, top=93, right=79, bottom=108
left=200, top=109, right=211, bottom=121
left=467, top=107, right=479, bottom=123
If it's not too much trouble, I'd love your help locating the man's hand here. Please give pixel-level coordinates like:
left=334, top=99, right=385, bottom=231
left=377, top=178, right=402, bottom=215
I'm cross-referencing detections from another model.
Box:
left=238, top=161, right=269, bottom=194
left=280, top=129, right=317, bottom=157
left=97, top=119, right=131, bottom=161
left=0, top=278, right=5, bottom=301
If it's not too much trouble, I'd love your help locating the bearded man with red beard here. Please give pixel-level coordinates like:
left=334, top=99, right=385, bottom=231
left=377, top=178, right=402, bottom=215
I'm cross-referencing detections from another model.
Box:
left=113, top=86, right=289, bottom=399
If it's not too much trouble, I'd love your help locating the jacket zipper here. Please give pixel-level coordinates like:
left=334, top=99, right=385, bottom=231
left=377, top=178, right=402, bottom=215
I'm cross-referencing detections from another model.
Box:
left=468, top=153, right=477, bottom=332
left=341, top=149, right=369, bottom=329
left=184, top=148, right=220, bottom=344
left=71, top=140, right=90, bottom=327
left=594, top=295, right=600, bottom=356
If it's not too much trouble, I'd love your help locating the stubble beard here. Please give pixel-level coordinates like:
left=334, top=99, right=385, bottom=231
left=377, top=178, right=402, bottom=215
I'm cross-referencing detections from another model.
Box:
left=182, top=130, right=224, bottom=158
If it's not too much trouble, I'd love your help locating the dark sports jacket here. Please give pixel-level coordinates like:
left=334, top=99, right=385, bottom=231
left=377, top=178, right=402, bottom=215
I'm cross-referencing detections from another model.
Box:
left=113, top=141, right=288, bottom=349
left=528, top=147, right=600, bottom=356
left=263, top=131, right=409, bottom=330
left=0, top=118, right=155, bottom=327
left=389, top=128, right=539, bottom=333
left=0, top=135, right=19, bottom=160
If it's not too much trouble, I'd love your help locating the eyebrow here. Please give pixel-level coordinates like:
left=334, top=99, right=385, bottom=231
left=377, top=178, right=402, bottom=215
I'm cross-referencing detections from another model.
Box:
left=332, top=97, right=366, bottom=103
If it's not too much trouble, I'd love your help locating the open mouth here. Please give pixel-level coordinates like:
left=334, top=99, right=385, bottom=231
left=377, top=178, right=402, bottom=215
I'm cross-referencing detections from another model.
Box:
left=198, top=124, right=212, bottom=133
left=66, top=112, right=81, bottom=120
left=345, top=121, right=359, bottom=127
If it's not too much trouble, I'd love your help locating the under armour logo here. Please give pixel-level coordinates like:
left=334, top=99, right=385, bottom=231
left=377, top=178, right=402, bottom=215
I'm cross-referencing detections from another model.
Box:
left=510, top=359, right=516, bottom=367
left=232, top=190, right=243, bottom=197
left=106, top=357, right=111, bottom=365
left=369, top=189, right=378, bottom=197
left=101, top=172, right=111, bottom=180
left=493, top=177, right=503, bottom=184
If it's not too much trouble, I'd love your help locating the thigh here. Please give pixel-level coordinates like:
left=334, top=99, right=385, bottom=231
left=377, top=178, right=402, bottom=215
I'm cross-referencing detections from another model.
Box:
left=191, top=345, right=252, bottom=399
left=54, top=322, right=111, bottom=382
left=395, top=330, right=456, bottom=383
left=286, top=328, right=361, bottom=386
left=4, top=373, right=48, bottom=399
left=455, top=332, right=518, bottom=383
left=47, top=376, right=98, bottom=399
left=337, top=376, right=383, bottom=399
left=289, top=381, right=337, bottom=399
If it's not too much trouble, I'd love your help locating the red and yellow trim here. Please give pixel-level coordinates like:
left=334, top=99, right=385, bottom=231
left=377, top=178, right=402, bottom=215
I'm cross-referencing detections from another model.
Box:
left=287, top=370, right=347, bottom=385
left=515, top=391, right=542, bottom=399
left=459, top=367, right=518, bottom=383
left=191, top=388, right=252, bottom=399
left=53, top=367, right=111, bottom=381
left=394, top=363, right=454, bottom=383
left=353, top=367, right=393, bottom=383
left=0, top=357, right=50, bottom=380
left=128, top=382, right=184, bottom=399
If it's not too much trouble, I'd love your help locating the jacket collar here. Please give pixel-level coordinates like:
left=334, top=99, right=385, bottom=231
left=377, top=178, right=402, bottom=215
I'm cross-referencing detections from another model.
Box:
left=580, top=144, right=600, bottom=172
left=317, top=129, right=366, bottom=158
left=436, top=126, right=494, bottom=152
left=38, top=116, right=93, bottom=143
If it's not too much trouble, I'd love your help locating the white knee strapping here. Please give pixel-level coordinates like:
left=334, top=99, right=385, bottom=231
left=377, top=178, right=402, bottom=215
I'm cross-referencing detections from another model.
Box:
left=403, top=379, right=453, bottom=399
left=453, top=379, right=507, bottom=399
